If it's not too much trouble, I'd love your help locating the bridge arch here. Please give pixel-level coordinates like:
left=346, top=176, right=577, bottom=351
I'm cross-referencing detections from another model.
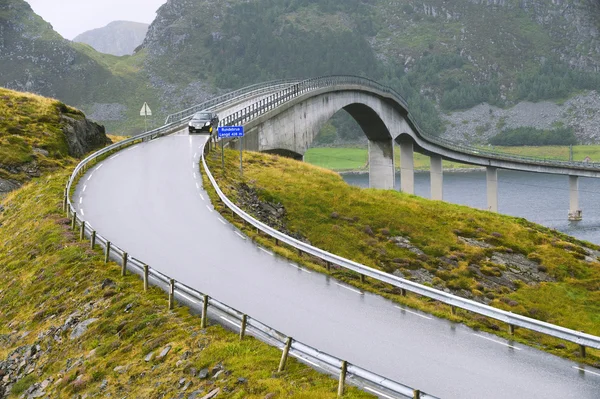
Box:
left=242, top=89, right=419, bottom=189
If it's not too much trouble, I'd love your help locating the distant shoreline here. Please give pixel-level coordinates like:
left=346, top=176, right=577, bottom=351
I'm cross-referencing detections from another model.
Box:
left=337, top=167, right=486, bottom=175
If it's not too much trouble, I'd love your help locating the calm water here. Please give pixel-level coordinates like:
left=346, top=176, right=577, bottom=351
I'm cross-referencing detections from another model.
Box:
left=343, top=170, right=600, bottom=245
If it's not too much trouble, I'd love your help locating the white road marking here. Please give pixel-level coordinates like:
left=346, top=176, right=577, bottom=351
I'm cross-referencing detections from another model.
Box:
left=177, top=292, right=199, bottom=304
left=193, top=172, right=197, bottom=179
left=218, top=218, right=226, bottom=225
left=335, top=283, right=363, bottom=295
left=79, top=197, right=83, bottom=204
left=196, top=182, right=200, bottom=189
left=80, top=209, right=85, bottom=216
left=220, top=316, right=240, bottom=328
left=192, top=162, right=195, bottom=168
left=235, top=232, right=246, bottom=240
left=290, top=263, right=312, bottom=274
left=87, top=174, right=93, bottom=181
left=573, top=366, right=600, bottom=377
left=473, top=334, right=521, bottom=350
left=259, top=248, right=274, bottom=256
left=394, top=306, right=432, bottom=320
left=96, top=164, right=103, bottom=171
left=194, top=152, right=198, bottom=158
left=112, top=153, right=121, bottom=159
left=206, top=205, right=213, bottom=213
left=199, top=194, right=205, bottom=201
left=289, top=353, right=323, bottom=370
left=82, top=185, right=87, bottom=192
left=364, top=387, right=395, bottom=399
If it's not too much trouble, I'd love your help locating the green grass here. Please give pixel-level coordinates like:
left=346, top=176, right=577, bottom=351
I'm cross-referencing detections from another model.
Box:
left=0, top=168, right=374, bottom=398
left=304, top=145, right=600, bottom=172
left=204, top=147, right=600, bottom=365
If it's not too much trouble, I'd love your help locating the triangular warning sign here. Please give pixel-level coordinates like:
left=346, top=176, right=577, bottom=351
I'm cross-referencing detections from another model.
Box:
left=140, top=102, right=152, bottom=116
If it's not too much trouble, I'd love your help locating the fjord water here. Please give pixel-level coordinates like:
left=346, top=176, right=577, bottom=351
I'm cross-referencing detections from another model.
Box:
left=343, top=169, right=600, bottom=245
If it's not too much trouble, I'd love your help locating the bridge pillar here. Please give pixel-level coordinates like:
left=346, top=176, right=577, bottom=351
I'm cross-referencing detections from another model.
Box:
left=568, top=175, right=583, bottom=221
left=399, top=137, right=414, bottom=195
left=368, top=139, right=395, bottom=189
left=430, top=155, right=443, bottom=201
left=486, top=167, right=498, bottom=212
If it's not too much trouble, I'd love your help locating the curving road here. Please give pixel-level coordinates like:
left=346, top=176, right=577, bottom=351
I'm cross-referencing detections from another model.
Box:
left=74, top=130, right=600, bottom=398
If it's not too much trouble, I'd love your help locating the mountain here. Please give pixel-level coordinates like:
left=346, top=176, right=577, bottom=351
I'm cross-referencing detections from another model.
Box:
left=73, top=21, right=149, bottom=56
left=0, top=0, right=160, bottom=134
left=3, top=0, right=600, bottom=140
left=140, top=0, right=600, bottom=141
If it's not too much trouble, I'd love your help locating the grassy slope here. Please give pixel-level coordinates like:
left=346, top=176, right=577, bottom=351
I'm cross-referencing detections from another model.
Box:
left=304, top=145, right=600, bottom=171
left=0, top=88, right=83, bottom=183
left=0, top=93, right=372, bottom=398
left=205, top=148, right=600, bottom=365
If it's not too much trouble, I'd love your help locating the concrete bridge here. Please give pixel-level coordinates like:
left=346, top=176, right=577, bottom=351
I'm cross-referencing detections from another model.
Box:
left=223, top=77, right=600, bottom=220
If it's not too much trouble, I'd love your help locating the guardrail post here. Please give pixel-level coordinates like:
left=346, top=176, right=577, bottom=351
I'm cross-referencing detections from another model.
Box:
left=201, top=295, right=209, bottom=328
left=71, top=211, right=77, bottom=230
left=326, top=261, right=331, bottom=271
left=401, top=288, right=407, bottom=297
left=413, top=390, right=421, bottom=399
left=337, top=360, right=347, bottom=397
left=143, top=265, right=149, bottom=292
left=121, top=252, right=128, bottom=276
left=63, top=188, right=68, bottom=212
left=90, top=231, right=96, bottom=249
left=451, top=306, right=456, bottom=315
left=240, top=315, right=247, bottom=340
left=79, top=221, right=86, bottom=241
left=278, top=337, right=293, bottom=372
left=580, top=344, right=586, bottom=358
left=168, top=279, right=175, bottom=310
left=360, top=274, right=365, bottom=283
left=508, top=324, right=515, bottom=335
left=104, top=241, right=111, bottom=263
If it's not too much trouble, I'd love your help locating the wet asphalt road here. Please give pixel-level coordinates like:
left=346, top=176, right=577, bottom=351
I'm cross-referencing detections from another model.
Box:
left=74, top=131, right=600, bottom=398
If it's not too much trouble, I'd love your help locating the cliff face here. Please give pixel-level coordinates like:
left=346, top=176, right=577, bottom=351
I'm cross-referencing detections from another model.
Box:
left=73, top=21, right=149, bottom=56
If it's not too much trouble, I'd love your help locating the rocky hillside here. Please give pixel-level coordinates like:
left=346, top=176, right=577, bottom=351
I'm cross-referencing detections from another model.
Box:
left=0, top=87, right=110, bottom=196
left=3, top=0, right=600, bottom=140
left=0, top=0, right=159, bottom=134
left=73, top=21, right=149, bottom=56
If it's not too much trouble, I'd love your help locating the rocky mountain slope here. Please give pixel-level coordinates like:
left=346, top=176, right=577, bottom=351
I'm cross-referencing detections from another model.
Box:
left=73, top=21, right=149, bottom=56
left=0, top=87, right=110, bottom=196
left=2, top=0, right=600, bottom=140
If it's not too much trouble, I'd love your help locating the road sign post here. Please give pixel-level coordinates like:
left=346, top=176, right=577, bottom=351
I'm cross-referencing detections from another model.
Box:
left=140, top=102, right=152, bottom=132
left=217, top=126, right=245, bottom=174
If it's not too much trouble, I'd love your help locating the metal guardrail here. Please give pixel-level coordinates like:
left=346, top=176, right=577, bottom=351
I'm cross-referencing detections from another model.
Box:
left=218, top=75, right=600, bottom=171
left=206, top=76, right=600, bottom=354
left=165, top=79, right=300, bottom=124
left=65, top=83, right=436, bottom=399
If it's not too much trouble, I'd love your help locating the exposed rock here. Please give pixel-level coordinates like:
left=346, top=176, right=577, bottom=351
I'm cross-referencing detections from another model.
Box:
left=200, top=388, right=220, bottom=399
left=69, top=318, right=98, bottom=340
left=60, top=114, right=110, bottom=158
left=390, top=236, right=425, bottom=256
left=144, top=352, right=154, bottom=362
left=157, top=345, right=171, bottom=360
left=458, top=236, right=494, bottom=248
left=197, top=368, right=209, bottom=379
left=101, top=278, right=116, bottom=289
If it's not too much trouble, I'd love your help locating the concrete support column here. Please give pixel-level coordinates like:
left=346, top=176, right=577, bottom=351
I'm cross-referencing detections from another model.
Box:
left=486, top=167, right=498, bottom=212
left=568, top=175, right=583, bottom=221
left=430, top=155, right=443, bottom=201
left=399, top=137, right=414, bottom=195
left=368, top=139, right=395, bottom=190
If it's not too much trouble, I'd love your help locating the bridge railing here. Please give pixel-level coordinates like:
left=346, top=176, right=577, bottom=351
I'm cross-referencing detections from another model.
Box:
left=208, top=76, right=600, bottom=354
left=165, top=79, right=300, bottom=124
left=65, top=83, right=436, bottom=399
left=218, top=75, right=600, bottom=170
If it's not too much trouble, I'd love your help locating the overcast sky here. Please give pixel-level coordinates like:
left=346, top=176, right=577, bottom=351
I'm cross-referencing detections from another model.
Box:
left=26, top=0, right=168, bottom=40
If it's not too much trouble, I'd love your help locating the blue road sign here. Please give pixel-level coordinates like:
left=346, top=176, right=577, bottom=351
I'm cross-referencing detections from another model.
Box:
left=218, top=126, right=244, bottom=138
